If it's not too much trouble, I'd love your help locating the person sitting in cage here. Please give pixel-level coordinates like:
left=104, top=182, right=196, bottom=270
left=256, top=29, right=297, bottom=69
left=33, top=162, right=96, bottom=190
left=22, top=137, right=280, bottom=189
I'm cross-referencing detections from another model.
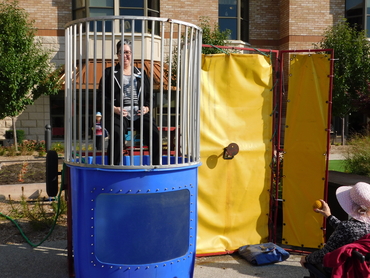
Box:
left=98, top=39, right=160, bottom=165
left=300, top=182, right=370, bottom=278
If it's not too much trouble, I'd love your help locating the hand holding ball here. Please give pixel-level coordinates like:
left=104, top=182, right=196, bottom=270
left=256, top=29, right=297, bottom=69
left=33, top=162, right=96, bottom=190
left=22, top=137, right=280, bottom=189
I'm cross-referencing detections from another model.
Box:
left=312, top=199, right=331, bottom=218
left=313, top=200, right=322, bottom=212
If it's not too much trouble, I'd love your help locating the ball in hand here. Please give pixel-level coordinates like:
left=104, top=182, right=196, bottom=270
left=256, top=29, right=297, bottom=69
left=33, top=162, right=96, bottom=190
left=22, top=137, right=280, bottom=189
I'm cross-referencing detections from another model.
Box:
left=313, top=200, right=322, bottom=211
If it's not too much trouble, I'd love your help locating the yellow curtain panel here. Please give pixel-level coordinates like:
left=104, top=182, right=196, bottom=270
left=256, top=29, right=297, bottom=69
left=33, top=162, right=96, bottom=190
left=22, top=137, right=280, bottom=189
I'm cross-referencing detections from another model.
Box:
left=282, top=54, right=331, bottom=249
left=197, top=53, right=273, bottom=254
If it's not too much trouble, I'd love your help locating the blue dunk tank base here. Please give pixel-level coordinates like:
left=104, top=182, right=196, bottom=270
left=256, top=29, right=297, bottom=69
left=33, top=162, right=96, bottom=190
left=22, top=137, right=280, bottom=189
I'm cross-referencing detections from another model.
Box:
left=69, top=164, right=199, bottom=278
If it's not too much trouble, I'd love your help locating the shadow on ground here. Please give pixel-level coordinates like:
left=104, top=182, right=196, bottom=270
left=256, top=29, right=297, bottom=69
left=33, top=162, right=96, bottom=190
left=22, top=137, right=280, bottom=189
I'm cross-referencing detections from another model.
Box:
left=0, top=241, right=69, bottom=278
left=0, top=240, right=309, bottom=278
left=194, top=253, right=308, bottom=278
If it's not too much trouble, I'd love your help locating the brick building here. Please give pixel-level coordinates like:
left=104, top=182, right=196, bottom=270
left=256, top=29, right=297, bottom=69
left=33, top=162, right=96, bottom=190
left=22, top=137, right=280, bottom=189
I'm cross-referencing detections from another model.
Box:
left=0, top=0, right=356, bottom=142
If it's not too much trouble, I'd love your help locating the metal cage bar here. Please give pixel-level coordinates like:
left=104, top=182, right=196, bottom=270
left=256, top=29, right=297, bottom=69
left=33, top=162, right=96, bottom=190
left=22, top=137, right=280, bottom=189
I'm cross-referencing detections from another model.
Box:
left=64, top=16, right=202, bottom=169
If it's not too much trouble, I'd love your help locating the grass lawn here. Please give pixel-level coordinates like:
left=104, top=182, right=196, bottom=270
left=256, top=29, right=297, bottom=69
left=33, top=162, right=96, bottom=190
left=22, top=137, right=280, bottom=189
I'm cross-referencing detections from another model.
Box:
left=328, top=160, right=346, bottom=172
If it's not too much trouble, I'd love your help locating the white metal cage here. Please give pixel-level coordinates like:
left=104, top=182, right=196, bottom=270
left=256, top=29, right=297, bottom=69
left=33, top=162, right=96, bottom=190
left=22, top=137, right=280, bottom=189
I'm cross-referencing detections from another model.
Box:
left=64, top=16, right=202, bottom=169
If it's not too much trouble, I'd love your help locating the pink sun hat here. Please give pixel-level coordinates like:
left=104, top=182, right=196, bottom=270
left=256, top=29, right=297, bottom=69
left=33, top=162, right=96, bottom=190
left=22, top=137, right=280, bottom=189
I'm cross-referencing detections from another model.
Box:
left=336, top=182, right=370, bottom=224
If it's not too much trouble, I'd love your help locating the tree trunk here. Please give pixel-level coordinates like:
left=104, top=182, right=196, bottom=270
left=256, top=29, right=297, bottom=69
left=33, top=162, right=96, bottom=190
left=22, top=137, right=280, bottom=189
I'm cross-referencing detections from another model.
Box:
left=12, top=117, right=18, bottom=151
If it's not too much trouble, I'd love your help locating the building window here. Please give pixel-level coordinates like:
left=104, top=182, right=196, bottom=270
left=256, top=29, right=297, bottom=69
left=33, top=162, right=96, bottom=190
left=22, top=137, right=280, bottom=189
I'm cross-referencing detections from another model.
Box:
left=73, top=0, right=160, bottom=32
left=218, top=0, right=249, bottom=41
left=345, top=0, right=370, bottom=37
left=366, top=0, right=370, bottom=37
left=73, top=0, right=159, bottom=18
left=346, top=0, right=364, bottom=30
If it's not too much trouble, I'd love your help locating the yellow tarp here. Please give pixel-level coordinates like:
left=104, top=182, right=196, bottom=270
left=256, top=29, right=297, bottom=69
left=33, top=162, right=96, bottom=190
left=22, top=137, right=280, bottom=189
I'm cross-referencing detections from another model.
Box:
left=197, top=54, right=273, bottom=254
left=282, top=54, right=331, bottom=248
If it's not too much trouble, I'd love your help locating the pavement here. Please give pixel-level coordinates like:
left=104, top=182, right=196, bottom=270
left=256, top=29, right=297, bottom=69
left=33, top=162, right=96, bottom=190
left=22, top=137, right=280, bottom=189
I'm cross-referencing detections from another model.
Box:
left=328, top=153, right=345, bottom=160
left=0, top=240, right=309, bottom=278
left=0, top=151, right=345, bottom=277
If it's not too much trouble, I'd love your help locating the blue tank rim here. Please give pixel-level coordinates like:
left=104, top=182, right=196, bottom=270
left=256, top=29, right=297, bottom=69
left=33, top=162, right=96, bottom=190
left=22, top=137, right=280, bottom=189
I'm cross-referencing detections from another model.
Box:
left=65, top=162, right=201, bottom=173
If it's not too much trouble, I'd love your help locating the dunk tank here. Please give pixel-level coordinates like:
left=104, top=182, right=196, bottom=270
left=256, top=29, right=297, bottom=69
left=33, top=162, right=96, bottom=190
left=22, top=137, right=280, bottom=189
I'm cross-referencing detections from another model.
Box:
left=64, top=16, right=202, bottom=278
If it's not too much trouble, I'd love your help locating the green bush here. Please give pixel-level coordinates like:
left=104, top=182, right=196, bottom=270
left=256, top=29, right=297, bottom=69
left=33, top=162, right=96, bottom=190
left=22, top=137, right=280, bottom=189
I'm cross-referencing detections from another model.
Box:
left=0, top=146, right=6, bottom=156
left=51, top=142, right=64, bottom=154
left=0, top=140, right=47, bottom=157
left=344, top=134, right=370, bottom=176
left=22, top=140, right=46, bottom=152
left=7, top=191, right=67, bottom=231
left=5, top=130, right=25, bottom=142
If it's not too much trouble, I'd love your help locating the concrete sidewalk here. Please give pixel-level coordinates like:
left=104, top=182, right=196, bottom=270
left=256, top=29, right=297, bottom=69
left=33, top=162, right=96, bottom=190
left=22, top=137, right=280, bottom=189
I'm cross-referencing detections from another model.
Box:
left=194, top=252, right=307, bottom=278
left=0, top=240, right=308, bottom=278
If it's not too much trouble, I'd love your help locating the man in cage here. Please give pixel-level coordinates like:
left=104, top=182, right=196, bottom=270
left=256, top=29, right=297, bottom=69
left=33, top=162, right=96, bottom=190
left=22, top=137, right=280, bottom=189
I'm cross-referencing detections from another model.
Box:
left=98, top=39, right=160, bottom=165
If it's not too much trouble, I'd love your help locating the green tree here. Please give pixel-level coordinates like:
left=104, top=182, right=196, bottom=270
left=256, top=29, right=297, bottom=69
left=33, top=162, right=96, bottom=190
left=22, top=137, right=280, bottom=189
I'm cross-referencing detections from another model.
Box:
left=166, top=17, right=231, bottom=86
left=0, top=1, right=62, bottom=149
left=315, top=19, right=370, bottom=142
left=199, top=16, right=231, bottom=54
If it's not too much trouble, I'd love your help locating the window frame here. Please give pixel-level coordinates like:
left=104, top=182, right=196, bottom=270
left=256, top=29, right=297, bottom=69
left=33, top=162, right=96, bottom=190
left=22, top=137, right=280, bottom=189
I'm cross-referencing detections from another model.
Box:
left=72, top=0, right=160, bottom=20
left=218, top=0, right=249, bottom=42
left=345, top=0, right=370, bottom=36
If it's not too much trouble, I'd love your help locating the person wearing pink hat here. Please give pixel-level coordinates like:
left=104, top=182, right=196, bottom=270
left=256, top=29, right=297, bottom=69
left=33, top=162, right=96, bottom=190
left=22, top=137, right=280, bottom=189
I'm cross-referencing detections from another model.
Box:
left=300, top=182, right=370, bottom=278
